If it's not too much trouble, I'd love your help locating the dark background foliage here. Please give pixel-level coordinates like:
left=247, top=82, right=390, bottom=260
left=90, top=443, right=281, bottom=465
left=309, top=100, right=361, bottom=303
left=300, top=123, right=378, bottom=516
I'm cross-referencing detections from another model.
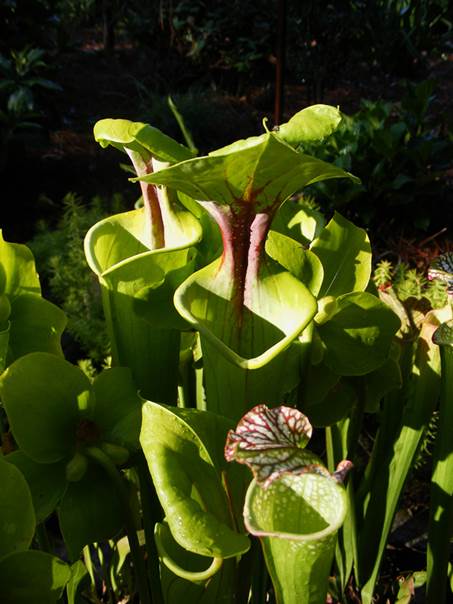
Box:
left=1, top=0, right=452, bottom=243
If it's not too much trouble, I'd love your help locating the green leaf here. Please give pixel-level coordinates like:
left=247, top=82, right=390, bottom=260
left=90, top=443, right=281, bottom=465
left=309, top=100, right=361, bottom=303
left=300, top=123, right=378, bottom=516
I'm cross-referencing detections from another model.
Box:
left=140, top=402, right=250, bottom=559
left=0, top=458, right=35, bottom=559
left=139, top=132, right=358, bottom=212
left=301, top=378, right=358, bottom=428
left=94, top=118, right=194, bottom=163
left=0, top=353, right=91, bottom=463
left=8, top=294, right=66, bottom=362
left=317, top=292, right=401, bottom=376
left=275, top=104, right=343, bottom=147
left=58, top=464, right=124, bottom=560
left=92, top=367, right=143, bottom=451
left=271, top=199, right=326, bottom=246
left=66, top=560, right=90, bottom=604
left=5, top=451, right=66, bottom=523
left=0, top=550, right=71, bottom=603
left=265, top=230, right=324, bottom=296
left=0, top=231, right=41, bottom=298
left=310, top=212, right=371, bottom=297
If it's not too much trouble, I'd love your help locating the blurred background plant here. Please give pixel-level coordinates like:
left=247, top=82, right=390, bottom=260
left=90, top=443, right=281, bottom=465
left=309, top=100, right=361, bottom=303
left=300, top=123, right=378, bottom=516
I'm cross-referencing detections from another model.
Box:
left=28, top=192, right=125, bottom=364
left=0, top=46, right=61, bottom=170
left=302, top=80, right=453, bottom=234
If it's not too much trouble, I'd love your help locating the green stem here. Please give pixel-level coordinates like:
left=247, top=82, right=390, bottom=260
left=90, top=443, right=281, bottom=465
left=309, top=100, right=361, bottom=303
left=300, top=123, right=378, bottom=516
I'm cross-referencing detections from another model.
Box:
left=85, top=447, right=152, bottom=604
left=137, top=456, right=164, bottom=604
left=327, top=422, right=359, bottom=593
left=426, top=321, right=453, bottom=604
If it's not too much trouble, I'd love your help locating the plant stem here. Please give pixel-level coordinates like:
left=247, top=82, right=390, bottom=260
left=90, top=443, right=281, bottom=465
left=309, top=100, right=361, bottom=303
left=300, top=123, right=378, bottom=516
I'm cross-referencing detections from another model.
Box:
left=137, top=455, right=164, bottom=604
left=85, top=447, right=152, bottom=604
left=426, top=321, right=453, bottom=603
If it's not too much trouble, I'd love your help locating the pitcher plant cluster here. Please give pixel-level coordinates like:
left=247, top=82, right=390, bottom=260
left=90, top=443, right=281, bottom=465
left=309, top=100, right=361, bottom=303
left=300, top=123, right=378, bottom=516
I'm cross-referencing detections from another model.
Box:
left=0, top=104, right=452, bottom=604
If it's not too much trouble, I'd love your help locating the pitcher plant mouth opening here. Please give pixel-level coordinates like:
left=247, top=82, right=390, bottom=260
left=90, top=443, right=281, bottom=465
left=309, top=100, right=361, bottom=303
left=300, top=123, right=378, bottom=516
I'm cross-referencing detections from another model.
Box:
left=244, top=472, right=348, bottom=542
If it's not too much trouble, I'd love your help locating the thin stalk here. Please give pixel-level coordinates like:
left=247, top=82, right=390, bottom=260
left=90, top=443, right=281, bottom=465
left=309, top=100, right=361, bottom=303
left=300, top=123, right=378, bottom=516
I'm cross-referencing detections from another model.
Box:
left=137, top=455, right=164, bottom=604
left=178, top=349, right=197, bottom=409
left=426, top=321, right=453, bottom=603
left=167, top=96, right=198, bottom=154
left=248, top=539, right=269, bottom=603
left=83, top=544, right=96, bottom=586
left=327, top=420, right=359, bottom=593
left=85, top=447, right=152, bottom=604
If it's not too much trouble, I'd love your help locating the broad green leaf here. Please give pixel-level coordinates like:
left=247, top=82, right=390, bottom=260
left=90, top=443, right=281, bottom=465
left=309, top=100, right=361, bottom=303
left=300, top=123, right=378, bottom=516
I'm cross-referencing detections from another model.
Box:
left=5, top=451, right=66, bottom=523
left=58, top=464, right=124, bottom=560
left=271, top=199, right=326, bottom=246
left=301, top=378, right=358, bottom=428
left=310, top=212, right=371, bottom=297
left=139, top=132, right=358, bottom=212
left=275, top=104, right=342, bottom=147
left=244, top=473, right=347, bottom=604
left=94, top=118, right=194, bottom=163
left=299, top=361, right=340, bottom=407
left=0, top=353, right=91, bottom=463
left=140, top=402, right=250, bottom=559
left=317, top=292, right=401, bottom=376
left=0, top=550, right=71, bottom=603
left=8, top=294, right=66, bottom=362
left=265, top=230, right=324, bottom=296
left=92, top=367, right=143, bottom=451
left=0, top=458, right=35, bottom=559
left=225, top=405, right=326, bottom=487
left=0, top=231, right=41, bottom=298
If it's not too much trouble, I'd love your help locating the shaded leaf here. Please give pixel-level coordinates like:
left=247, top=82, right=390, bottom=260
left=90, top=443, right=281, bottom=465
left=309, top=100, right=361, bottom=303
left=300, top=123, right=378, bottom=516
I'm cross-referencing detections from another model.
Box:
left=0, top=550, right=70, bottom=603
left=0, top=353, right=90, bottom=463
left=5, top=451, right=66, bottom=523
left=58, top=464, right=124, bottom=560
left=0, top=458, right=35, bottom=559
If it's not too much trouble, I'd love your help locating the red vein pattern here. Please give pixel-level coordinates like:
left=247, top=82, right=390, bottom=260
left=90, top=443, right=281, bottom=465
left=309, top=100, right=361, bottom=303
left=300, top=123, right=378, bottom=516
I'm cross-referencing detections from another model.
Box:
left=225, top=404, right=330, bottom=488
